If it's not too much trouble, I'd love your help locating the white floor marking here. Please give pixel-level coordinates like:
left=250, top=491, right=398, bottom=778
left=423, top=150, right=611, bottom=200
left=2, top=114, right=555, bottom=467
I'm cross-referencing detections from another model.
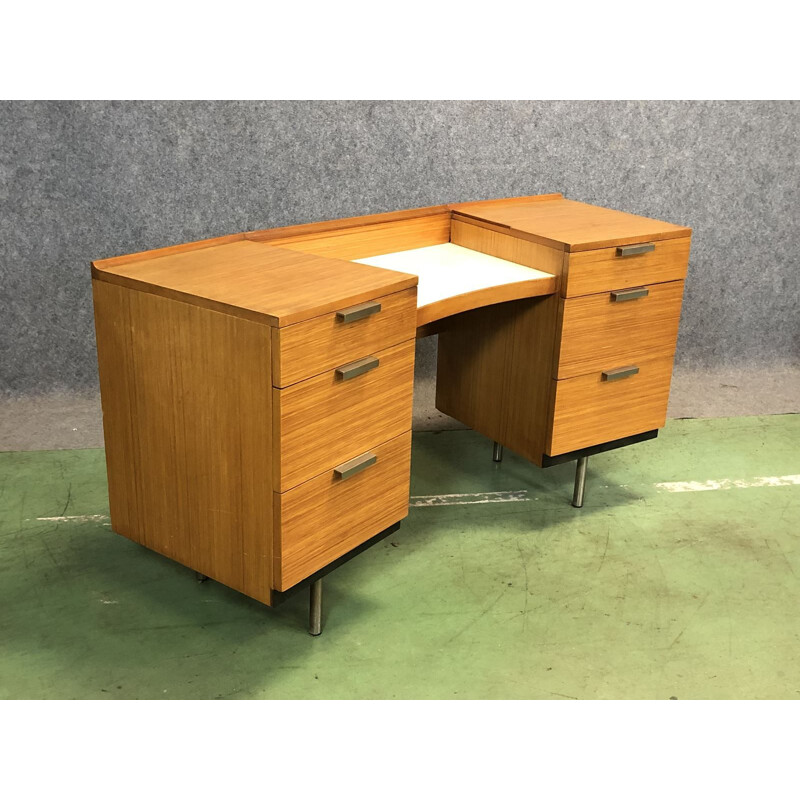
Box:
left=35, top=514, right=110, bottom=522
left=654, top=475, right=800, bottom=492
left=410, top=490, right=529, bottom=507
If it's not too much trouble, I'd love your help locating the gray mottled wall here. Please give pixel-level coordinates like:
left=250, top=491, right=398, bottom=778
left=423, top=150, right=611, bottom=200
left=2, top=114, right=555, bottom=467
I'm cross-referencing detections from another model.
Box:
left=1, top=101, right=798, bottom=401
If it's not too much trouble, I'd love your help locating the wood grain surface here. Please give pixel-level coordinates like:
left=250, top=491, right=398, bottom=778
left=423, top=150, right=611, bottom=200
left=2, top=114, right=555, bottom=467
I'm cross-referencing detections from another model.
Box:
left=274, top=431, right=412, bottom=590
left=261, top=214, right=450, bottom=260
left=92, top=279, right=275, bottom=604
left=92, top=232, right=247, bottom=271
left=448, top=193, right=564, bottom=213
left=450, top=218, right=566, bottom=276
left=416, top=276, right=557, bottom=328
left=93, top=240, right=417, bottom=327
left=555, top=280, right=685, bottom=378
left=274, top=339, right=415, bottom=492
left=547, top=354, right=676, bottom=455
left=436, top=295, right=560, bottom=467
left=245, top=203, right=450, bottom=243
left=563, top=236, right=691, bottom=297
left=455, top=197, right=691, bottom=252
left=273, top=288, right=417, bottom=387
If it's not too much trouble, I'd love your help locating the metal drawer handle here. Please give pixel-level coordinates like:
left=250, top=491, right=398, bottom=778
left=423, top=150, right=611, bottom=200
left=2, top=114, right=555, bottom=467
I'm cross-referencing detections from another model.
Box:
left=336, top=300, right=382, bottom=323
left=611, top=287, right=649, bottom=302
left=616, top=243, right=655, bottom=257
left=602, top=365, right=640, bottom=382
left=334, top=452, right=377, bottom=481
left=335, top=355, right=380, bottom=381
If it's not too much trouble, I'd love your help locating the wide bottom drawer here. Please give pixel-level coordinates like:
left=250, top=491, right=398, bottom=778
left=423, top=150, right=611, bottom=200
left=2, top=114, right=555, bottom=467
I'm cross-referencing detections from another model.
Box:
left=273, top=431, right=412, bottom=591
left=547, top=355, right=674, bottom=456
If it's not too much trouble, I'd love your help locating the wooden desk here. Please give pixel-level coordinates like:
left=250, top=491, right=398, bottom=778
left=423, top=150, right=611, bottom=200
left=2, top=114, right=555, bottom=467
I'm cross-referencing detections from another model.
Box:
left=91, top=194, right=691, bottom=633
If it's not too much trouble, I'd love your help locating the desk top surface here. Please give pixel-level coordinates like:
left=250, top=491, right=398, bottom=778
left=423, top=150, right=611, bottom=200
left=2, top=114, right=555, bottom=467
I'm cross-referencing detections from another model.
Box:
left=92, top=240, right=418, bottom=327
left=454, top=197, right=691, bottom=251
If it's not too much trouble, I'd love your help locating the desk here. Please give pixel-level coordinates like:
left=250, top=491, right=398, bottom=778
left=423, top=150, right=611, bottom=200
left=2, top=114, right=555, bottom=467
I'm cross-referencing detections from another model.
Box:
left=91, top=193, right=691, bottom=633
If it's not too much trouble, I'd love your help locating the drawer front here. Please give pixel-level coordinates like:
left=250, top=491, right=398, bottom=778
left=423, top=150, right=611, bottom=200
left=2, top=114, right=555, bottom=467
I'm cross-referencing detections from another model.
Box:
left=547, top=355, right=675, bottom=456
left=274, top=431, right=412, bottom=590
left=272, top=287, right=417, bottom=387
left=564, top=237, right=690, bottom=298
left=274, top=338, right=415, bottom=492
left=556, top=280, right=684, bottom=379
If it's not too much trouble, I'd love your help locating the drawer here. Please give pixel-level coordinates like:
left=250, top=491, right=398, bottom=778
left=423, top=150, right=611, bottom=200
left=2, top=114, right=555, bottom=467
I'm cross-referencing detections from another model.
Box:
left=274, top=431, right=412, bottom=590
left=273, top=338, right=415, bottom=492
left=547, top=355, right=675, bottom=456
left=555, top=280, right=684, bottom=378
left=272, top=287, right=417, bottom=387
left=563, top=237, right=690, bottom=298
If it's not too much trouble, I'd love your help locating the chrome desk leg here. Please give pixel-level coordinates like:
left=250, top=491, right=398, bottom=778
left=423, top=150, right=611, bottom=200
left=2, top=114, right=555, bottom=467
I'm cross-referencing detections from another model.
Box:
left=309, top=578, right=323, bottom=636
left=572, top=457, right=588, bottom=508
left=196, top=571, right=208, bottom=583
left=493, top=442, right=504, bottom=462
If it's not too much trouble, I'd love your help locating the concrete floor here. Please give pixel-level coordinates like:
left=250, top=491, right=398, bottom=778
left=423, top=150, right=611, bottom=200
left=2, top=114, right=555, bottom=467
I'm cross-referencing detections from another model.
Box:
left=0, top=414, right=798, bottom=699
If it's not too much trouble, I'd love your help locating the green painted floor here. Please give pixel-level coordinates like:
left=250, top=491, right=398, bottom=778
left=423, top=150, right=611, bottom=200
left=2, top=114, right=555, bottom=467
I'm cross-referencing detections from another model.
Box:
left=1, top=415, right=798, bottom=699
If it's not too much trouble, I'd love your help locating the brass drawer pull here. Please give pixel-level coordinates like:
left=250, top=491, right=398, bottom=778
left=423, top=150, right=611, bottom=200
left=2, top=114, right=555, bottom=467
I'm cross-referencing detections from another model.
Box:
left=602, top=365, right=640, bottom=382
left=611, top=287, right=649, bottom=302
left=335, top=355, right=380, bottom=381
left=334, top=452, right=377, bottom=481
left=336, top=300, right=382, bottom=323
left=616, top=243, right=655, bottom=257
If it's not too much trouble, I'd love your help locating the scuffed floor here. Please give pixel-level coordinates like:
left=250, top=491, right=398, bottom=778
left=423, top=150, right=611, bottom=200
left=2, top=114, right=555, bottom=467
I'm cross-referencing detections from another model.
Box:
left=0, top=415, right=798, bottom=699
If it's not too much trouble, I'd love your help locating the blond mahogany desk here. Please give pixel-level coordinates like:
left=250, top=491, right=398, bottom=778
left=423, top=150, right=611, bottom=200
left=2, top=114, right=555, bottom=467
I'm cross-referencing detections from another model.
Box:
left=91, top=194, right=691, bottom=634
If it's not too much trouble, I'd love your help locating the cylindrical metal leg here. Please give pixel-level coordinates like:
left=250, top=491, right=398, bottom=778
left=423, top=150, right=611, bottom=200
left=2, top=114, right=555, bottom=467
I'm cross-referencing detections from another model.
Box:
left=309, top=578, right=323, bottom=636
left=196, top=572, right=208, bottom=583
left=572, top=456, right=588, bottom=508
left=493, top=442, right=504, bottom=462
